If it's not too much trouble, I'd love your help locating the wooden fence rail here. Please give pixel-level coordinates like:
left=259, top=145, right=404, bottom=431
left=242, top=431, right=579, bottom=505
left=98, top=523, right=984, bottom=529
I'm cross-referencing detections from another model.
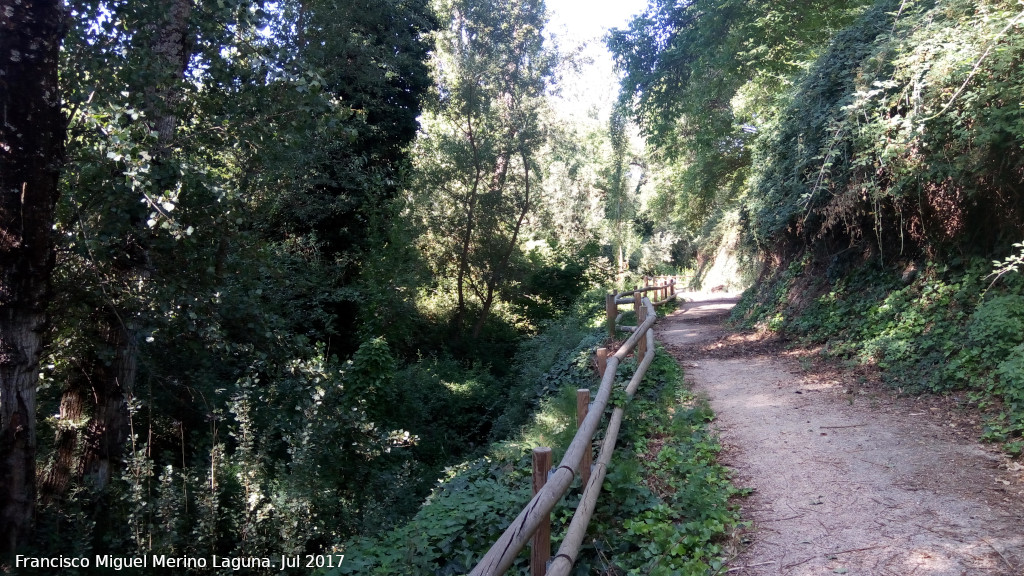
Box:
left=607, top=278, right=676, bottom=336
left=469, top=279, right=677, bottom=576
left=547, top=325, right=656, bottom=576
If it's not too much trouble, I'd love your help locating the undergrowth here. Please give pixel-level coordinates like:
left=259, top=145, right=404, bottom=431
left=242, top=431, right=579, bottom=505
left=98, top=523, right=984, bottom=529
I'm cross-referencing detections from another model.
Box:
left=579, top=347, right=744, bottom=576
left=330, top=314, right=742, bottom=574
left=328, top=316, right=602, bottom=575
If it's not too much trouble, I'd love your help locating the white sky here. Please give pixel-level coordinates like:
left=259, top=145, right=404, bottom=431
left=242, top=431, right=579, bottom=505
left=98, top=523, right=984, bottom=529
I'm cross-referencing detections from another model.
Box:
left=546, top=0, right=647, bottom=42
left=544, top=0, right=649, bottom=123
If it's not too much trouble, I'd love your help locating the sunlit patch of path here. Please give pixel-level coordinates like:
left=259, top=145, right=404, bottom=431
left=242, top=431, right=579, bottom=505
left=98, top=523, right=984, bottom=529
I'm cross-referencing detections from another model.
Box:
left=658, top=293, right=1024, bottom=576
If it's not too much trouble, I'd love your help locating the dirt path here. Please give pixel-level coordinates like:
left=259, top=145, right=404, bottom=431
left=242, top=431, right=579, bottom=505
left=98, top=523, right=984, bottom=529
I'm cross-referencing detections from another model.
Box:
left=657, top=293, right=1024, bottom=576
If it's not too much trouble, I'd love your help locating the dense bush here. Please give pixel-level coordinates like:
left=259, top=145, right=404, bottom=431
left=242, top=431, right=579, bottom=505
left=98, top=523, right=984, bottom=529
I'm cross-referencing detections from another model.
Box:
left=746, top=0, right=1024, bottom=257
left=329, top=304, right=606, bottom=575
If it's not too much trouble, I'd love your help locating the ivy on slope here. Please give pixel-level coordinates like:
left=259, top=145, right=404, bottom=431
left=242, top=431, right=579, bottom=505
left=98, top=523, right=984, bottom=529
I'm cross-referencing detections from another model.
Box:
left=744, top=0, right=901, bottom=247
left=328, top=342, right=742, bottom=575
left=745, top=0, right=1024, bottom=255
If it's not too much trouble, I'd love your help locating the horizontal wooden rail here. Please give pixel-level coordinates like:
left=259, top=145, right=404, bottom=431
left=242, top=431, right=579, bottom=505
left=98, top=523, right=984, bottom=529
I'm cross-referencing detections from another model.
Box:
left=616, top=278, right=676, bottom=301
left=613, top=278, right=677, bottom=333
left=547, top=326, right=656, bottom=576
left=469, top=294, right=660, bottom=576
left=471, top=278, right=678, bottom=576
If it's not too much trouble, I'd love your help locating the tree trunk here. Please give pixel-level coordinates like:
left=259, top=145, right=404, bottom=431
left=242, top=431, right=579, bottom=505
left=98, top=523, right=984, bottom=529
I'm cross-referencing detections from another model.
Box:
left=471, top=150, right=532, bottom=339
left=455, top=184, right=478, bottom=330
left=454, top=113, right=484, bottom=331
left=0, top=0, right=65, bottom=553
left=80, top=321, right=139, bottom=490
left=75, top=0, right=192, bottom=492
left=40, top=386, right=85, bottom=505
left=146, top=0, right=193, bottom=157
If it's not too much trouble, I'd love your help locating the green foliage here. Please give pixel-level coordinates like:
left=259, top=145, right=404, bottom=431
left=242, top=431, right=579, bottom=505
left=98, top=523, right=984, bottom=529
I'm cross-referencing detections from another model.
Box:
left=743, top=0, right=1024, bottom=256
left=992, top=346, right=1024, bottom=454
left=329, top=453, right=535, bottom=576
left=609, top=0, right=872, bottom=239
left=515, top=242, right=605, bottom=323
left=988, top=242, right=1024, bottom=289
left=583, top=349, right=742, bottom=575
left=489, top=310, right=605, bottom=440
left=49, top=0, right=1024, bottom=565
left=328, top=306, right=605, bottom=575
left=332, top=338, right=741, bottom=576
left=411, top=0, right=559, bottom=341
left=18, top=0, right=704, bottom=569
left=391, top=355, right=503, bottom=466
left=613, top=0, right=1024, bottom=312
left=730, top=254, right=812, bottom=329
left=616, top=0, right=1024, bottom=457
left=241, top=0, right=435, bottom=261
left=35, top=0, right=454, bottom=564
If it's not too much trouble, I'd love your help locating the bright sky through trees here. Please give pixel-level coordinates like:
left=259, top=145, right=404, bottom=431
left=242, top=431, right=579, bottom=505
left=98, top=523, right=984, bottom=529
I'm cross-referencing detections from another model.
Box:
left=544, top=0, right=647, bottom=121
left=546, top=0, right=645, bottom=39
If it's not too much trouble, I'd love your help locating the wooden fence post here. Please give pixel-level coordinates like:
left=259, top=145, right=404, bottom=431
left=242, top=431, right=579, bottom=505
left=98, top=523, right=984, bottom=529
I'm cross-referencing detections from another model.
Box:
left=577, top=389, right=591, bottom=487
left=670, top=278, right=675, bottom=297
left=596, top=347, right=608, bottom=377
left=637, top=302, right=647, bottom=358
left=605, top=292, right=616, bottom=338
left=532, top=447, right=552, bottom=576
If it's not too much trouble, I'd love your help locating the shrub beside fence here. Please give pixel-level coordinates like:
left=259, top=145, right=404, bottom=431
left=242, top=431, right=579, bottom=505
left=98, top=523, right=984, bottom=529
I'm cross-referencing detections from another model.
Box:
left=469, top=279, right=677, bottom=576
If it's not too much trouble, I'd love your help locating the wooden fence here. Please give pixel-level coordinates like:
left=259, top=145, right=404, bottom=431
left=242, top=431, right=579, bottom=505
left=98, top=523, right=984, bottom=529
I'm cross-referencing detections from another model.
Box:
left=468, top=278, right=678, bottom=576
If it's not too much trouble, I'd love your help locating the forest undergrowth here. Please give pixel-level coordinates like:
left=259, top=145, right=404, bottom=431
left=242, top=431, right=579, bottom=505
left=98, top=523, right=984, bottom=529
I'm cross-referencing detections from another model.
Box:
left=332, top=304, right=743, bottom=576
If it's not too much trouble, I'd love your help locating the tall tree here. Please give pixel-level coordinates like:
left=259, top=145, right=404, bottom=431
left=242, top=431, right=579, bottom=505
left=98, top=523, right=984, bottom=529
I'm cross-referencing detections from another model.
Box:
left=0, top=0, right=65, bottom=553
left=43, top=0, right=198, bottom=496
left=257, top=0, right=434, bottom=262
left=83, top=0, right=194, bottom=492
left=607, top=0, right=872, bottom=229
left=414, top=0, right=556, bottom=339
left=602, top=109, right=637, bottom=278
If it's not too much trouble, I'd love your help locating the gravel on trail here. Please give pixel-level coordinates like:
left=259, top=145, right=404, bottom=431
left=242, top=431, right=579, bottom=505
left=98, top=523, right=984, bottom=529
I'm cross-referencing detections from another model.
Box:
left=658, top=293, right=1024, bottom=576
